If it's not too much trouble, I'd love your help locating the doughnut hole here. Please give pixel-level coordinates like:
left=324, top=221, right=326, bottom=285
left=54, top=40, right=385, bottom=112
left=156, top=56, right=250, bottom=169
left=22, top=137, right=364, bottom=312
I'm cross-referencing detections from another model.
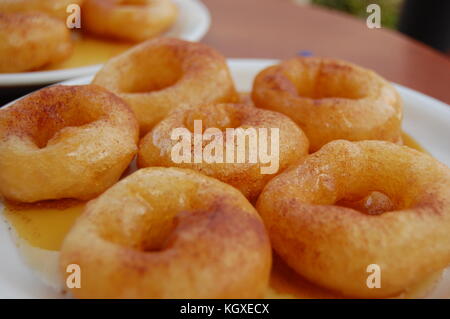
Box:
left=257, top=140, right=450, bottom=298
left=61, top=168, right=272, bottom=298
left=4, top=89, right=108, bottom=149
left=281, top=59, right=372, bottom=100
left=252, top=57, right=403, bottom=152
left=93, top=38, right=238, bottom=134
left=96, top=179, right=201, bottom=252
left=286, top=141, right=426, bottom=211
left=336, top=191, right=395, bottom=215
left=138, top=103, right=309, bottom=201
left=31, top=108, right=104, bottom=149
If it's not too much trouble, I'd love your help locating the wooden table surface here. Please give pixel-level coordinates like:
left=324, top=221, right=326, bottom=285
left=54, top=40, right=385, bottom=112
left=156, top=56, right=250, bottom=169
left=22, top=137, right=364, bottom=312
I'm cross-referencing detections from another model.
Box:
left=202, top=0, right=450, bottom=105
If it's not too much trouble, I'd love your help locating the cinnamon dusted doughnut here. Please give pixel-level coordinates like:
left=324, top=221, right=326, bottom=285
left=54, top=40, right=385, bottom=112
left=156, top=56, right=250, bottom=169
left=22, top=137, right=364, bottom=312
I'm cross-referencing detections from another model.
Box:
left=60, top=167, right=272, bottom=298
left=138, top=103, right=309, bottom=201
left=0, top=85, right=139, bottom=203
left=252, top=57, right=402, bottom=152
left=82, top=0, right=178, bottom=42
left=0, top=0, right=84, bottom=20
left=0, top=13, right=72, bottom=72
left=93, top=38, right=238, bottom=135
left=256, top=140, right=450, bottom=298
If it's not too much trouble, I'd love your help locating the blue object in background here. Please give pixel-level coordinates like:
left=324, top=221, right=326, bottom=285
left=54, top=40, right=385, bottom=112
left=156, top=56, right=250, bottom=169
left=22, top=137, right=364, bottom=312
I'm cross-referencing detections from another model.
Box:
left=297, top=50, right=313, bottom=57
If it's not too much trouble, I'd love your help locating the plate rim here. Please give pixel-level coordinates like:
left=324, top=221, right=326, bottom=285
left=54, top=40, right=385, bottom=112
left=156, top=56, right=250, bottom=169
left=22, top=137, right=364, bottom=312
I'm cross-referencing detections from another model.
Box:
left=2, top=57, right=450, bottom=117
left=3, top=58, right=450, bottom=114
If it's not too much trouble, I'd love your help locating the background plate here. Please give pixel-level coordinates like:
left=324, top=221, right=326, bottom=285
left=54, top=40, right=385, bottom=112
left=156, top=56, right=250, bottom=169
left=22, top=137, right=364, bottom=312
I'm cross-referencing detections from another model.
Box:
left=0, top=59, right=449, bottom=298
left=0, top=0, right=210, bottom=87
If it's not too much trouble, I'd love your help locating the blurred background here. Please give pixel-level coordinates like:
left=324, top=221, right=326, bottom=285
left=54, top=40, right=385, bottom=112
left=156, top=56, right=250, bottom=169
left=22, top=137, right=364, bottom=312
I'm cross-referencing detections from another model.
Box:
left=300, top=0, right=403, bottom=29
left=1, top=0, right=449, bottom=106
left=296, top=0, right=450, bottom=54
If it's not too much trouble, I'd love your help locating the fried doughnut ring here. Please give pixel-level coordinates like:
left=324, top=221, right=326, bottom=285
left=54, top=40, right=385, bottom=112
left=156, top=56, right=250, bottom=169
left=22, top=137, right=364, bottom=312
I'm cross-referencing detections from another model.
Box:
left=0, top=0, right=84, bottom=20
left=0, top=13, right=72, bottom=73
left=138, top=103, right=309, bottom=201
left=256, top=140, right=450, bottom=298
left=252, top=57, right=402, bottom=152
left=0, top=85, right=139, bottom=203
left=93, top=38, right=238, bottom=135
left=60, top=167, right=272, bottom=298
left=82, top=0, right=178, bottom=42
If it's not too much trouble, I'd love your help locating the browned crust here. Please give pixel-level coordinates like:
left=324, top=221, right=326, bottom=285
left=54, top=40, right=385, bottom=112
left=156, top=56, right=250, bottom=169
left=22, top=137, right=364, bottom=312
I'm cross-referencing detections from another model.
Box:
left=137, top=102, right=309, bottom=201
left=93, top=38, right=238, bottom=134
left=252, top=57, right=403, bottom=152
left=0, top=12, right=73, bottom=72
left=82, top=0, right=178, bottom=42
left=60, top=167, right=272, bottom=298
left=256, top=140, right=450, bottom=298
left=0, top=85, right=139, bottom=202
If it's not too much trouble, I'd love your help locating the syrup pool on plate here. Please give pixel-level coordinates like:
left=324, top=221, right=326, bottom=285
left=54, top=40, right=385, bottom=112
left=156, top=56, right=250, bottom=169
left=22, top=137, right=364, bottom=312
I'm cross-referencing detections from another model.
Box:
left=45, top=32, right=133, bottom=70
left=3, top=199, right=85, bottom=251
left=1, top=133, right=443, bottom=298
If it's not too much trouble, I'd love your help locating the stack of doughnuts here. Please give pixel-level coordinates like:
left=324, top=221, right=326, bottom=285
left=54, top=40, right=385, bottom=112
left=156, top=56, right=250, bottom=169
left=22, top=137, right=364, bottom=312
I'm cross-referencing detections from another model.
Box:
left=1, top=37, right=449, bottom=299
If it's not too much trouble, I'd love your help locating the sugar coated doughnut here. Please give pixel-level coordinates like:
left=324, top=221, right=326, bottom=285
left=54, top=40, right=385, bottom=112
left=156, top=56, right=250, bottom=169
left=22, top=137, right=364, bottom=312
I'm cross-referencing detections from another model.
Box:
left=60, top=167, right=272, bottom=298
left=252, top=57, right=402, bottom=151
left=257, top=140, right=450, bottom=298
left=93, top=38, right=238, bottom=135
left=138, top=103, right=309, bottom=201
left=82, top=0, right=178, bottom=42
left=0, top=85, right=139, bottom=203
left=0, top=12, right=72, bottom=72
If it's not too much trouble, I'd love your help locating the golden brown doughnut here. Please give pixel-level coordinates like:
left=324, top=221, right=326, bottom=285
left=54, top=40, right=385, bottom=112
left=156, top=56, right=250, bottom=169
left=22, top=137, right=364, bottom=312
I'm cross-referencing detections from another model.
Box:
left=82, top=0, right=178, bottom=42
left=0, top=12, right=73, bottom=73
left=252, top=57, right=403, bottom=152
left=138, top=103, right=309, bottom=201
left=0, top=0, right=84, bottom=20
left=256, top=140, right=450, bottom=298
left=60, top=167, right=272, bottom=298
left=0, top=85, right=139, bottom=203
left=93, top=38, right=238, bottom=135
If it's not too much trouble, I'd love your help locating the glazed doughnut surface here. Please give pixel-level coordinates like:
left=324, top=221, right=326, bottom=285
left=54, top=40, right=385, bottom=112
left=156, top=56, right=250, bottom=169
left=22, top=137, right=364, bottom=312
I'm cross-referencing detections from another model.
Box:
left=138, top=102, right=309, bottom=201
left=252, top=57, right=403, bottom=152
left=60, top=167, right=272, bottom=298
left=82, top=0, right=178, bottom=42
left=93, top=38, right=238, bottom=134
left=0, top=85, right=139, bottom=203
left=257, top=140, right=450, bottom=298
left=0, top=13, right=72, bottom=72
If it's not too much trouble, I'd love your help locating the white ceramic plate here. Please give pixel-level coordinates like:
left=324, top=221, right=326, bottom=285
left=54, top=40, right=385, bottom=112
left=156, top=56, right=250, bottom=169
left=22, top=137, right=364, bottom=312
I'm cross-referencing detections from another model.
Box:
left=0, top=0, right=210, bottom=87
left=0, top=59, right=449, bottom=299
